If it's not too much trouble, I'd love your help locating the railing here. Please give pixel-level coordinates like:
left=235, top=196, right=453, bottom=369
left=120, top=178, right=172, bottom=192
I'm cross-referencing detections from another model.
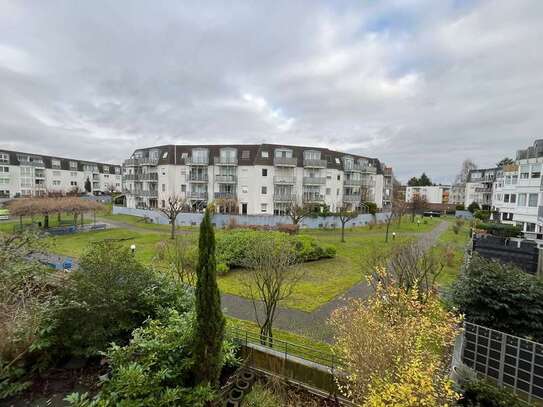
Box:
left=273, top=193, right=296, bottom=202
left=475, top=187, right=492, bottom=193
left=303, top=159, right=327, bottom=168
left=125, top=189, right=158, bottom=197
left=460, top=321, right=543, bottom=404
left=188, top=173, right=209, bottom=182
left=214, top=192, right=236, bottom=200
left=343, top=179, right=362, bottom=186
left=188, top=191, right=208, bottom=200
left=186, top=156, right=209, bottom=165
left=303, top=177, right=326, bottom=185
left=303, top=192, right=325, bottom=203
left=274, top=176, right=296, bottom=184
left=226, top=326, right=338, bottom=369
left=343, top=194, right=361, bottom=202
left=123, top=157, right=159, bottom=166
left=214, top=156, right=238, bottom=165
left=215, top=174, right=237, bottom=183
left=273, top=156, right=298, bottom=166
left=34, top=172, right=45, bottom=178
left=19, top=160, right=44, bottom=167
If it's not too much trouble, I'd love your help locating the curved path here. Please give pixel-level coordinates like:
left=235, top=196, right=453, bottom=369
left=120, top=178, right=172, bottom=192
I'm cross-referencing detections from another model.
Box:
left=221, top=220, right=451, bottom=342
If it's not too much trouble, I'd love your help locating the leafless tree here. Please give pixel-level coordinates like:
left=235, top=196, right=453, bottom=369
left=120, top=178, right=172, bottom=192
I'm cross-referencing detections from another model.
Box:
left=455, top=159, right=477, bottom=184
left=285, top=201, right=313, bottom=225
left=163, top=236, right=197, bottom=286
left=158, top=195, right=188, bottom=239
left=337, top=204, right=359, bottom=243
left=394, top=199, right=409, bottom=226
left=384, top=209, right=396, bottom=243
left=409, top=195, right=428, bottom=222
left=104, top=183, right=118, bottom=195
left=241, top=237, right=303, bottom=346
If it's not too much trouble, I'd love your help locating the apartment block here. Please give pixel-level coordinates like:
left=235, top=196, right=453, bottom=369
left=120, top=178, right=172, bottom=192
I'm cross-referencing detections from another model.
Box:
left=121, top=144, right=392, bottom=215
left=464, top=168, right=499, bottom=209
left=405, top=185, right=451, bottom=204
left=0, top=149, right=121, bottom=199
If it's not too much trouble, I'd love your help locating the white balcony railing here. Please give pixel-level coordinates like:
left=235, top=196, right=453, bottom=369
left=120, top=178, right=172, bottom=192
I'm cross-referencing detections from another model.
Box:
left=303, top=177, right=326, bottom=185
left=214, top=156, right=238, bottom=166
left=303, top=192, right=324, bottom=202
left=274, top=176, right=296, bottom=184
left=214, top=192, right=237, bottom=200
left=215, top=174, right=237, bottom=183
left=273, top=156, right=298, bottom=167
left=303, top=159, right=327, bottom=168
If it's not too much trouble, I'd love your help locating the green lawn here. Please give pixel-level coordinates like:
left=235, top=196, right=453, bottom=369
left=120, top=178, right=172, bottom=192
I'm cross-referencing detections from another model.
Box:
left=99, top=213, right=197, bottom=233
left=434, top=222, right=471, bottom=286
left=0, top=214, right=93, bottom=233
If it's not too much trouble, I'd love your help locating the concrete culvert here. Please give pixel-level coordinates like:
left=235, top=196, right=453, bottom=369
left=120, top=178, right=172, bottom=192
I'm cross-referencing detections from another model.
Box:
left=241, top=371, right=255, bottom=383
left=236, top=379, right=250, bottom=391
left=228, top=388, right=244, bottom=401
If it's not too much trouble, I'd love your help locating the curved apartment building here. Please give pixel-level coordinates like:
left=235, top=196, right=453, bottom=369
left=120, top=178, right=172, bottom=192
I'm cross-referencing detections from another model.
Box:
left=122, top=144, right=393, bottom=215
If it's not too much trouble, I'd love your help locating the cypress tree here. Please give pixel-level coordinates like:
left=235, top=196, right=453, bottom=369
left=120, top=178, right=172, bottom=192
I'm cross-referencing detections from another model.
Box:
left=193, top=208, right=225, bottom=385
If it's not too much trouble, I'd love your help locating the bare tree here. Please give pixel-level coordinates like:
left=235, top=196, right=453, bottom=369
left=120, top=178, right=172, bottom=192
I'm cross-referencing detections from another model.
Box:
left=158, top=195, right=188, bottom=239
left=241, top=237, right=303, bottom=346
left=409, top=195, right=427, bottom=222
left=455, top=159, right=477, bottom=184
left=337, top=204, right=358, bottom=243
left=164, top=236, right=197, bottom=286
left=384, top=209, right=396, bottom=243
left=394, top=199, right=409, bottom=226
left=285, top=201, right=313, bottom=225
left=105, top=183, right=118, bottom=195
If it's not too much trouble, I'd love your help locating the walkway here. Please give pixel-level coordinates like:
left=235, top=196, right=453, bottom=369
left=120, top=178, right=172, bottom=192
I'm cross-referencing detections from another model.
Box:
left=222, top=220, right=451, bottom=342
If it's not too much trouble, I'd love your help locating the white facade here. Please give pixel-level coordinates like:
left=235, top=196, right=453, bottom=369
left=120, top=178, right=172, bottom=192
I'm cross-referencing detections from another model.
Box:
left=464, top=168, right=498, bottom=209
left=404, top=185, right=450, bottom=204
left=123, top=144, right=391, bottom=215
left=0, top=150, right=121, bottom=199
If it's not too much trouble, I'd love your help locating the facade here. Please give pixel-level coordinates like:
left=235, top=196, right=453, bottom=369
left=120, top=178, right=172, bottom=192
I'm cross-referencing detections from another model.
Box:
left=464, top=168, right=500, bottom=210
left=492, top=140, right=543, bottom=237
left=0, top=149, right=121, bottom=199
left=450, top=183, right=466, bottom=206
left=404, top=185, right=451, bottom=205
left=121, top=144, right=392, bottom=215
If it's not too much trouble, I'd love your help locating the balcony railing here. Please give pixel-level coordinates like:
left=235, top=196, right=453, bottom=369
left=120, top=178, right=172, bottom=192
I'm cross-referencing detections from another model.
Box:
left=273, top=156, right=298, bottom=167
left=273, top=193, right=296, bottom=202
left=214, top=156, right=238, bottom=166
left=124, top=173, right=158, bottom=181
left=123, top=157, right=159, bottom=166
left=303, top=159, right=327, bottom=168
left=126, top=189, right=158, bottom=197
left=34, top=172, right=45, bottom=179
left=185, top=156, right=209, bottom=165
left=303, top=177, right=326, bottom=185
left=343, top=178, right=362, bottom=186
left=188, top=173, right=209, bottom=182
left=214, top=192, right=237, bottom=200
left=343, top=194, right=361, bottom=202
left=475, top=187, right=492, bottom=193
left=19, top=160, right=44, bottom=167
left=215, top=174, right=237, bottom=183
left=188, top=191, right=208, bottom=200
left=274, top=176, right=296, bottom=184
left=303, top=192, right=324, bottom=203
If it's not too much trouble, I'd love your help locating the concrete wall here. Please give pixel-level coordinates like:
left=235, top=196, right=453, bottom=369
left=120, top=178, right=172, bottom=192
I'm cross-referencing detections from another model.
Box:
left=112, top=205, right=390, bottom=228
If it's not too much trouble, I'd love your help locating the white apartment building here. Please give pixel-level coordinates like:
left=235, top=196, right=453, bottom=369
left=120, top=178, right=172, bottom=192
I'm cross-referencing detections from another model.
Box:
left=464, top=168, right=499, bottom=209
left=492, top=140, right=543, bottom=236
left=404, top=185, right=451, bottom=204
left=0, top=149, right=121, bottom=199
left=450, top=183, right=466, bottom=206
left=121, top=144, right=392, bottom=215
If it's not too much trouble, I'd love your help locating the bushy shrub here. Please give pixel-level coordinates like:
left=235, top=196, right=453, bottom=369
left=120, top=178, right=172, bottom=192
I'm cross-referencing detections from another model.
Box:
left=478, top=222, right=521, bottom=237
left=65, top=309, right=239, bottom=406
left=449, top=254, right=543, bottom=341
left=459, top=377, right=527, bottom=407
left=276, top=223, right=299, bottom=235
left=474, top=210, right=491, bottom=221
left=215, top=229, right=335, bottom=269
left=468, top=202, right=480, bottom=213
left=216, top=262, right=229, bottom=275
left=456, top=204, right=465, bottom=211
left=48, top=242, right=192, bottom=357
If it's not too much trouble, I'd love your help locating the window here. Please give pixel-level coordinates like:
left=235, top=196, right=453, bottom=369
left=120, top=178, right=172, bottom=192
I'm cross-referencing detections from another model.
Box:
left=510, top=194, right=516, bottom=203
left=531, top=165, right=541, bottom=178
left=261, top=186, right=267, bottom=195
left=181, top=184, right=186, bottom=192
left=529, top=193, right=538, bottom=207
left=51, top=159, right=61, bottom=169
left=337, top=175, right=340, bottom=181
left=512, top=175, right=518, bottom=184
left=52, top=180, right=61, bottom=186
left=505, top=176, right=511, bottom=185
left=261, top=203, right=267, bottom=213
left=260, top=151, right=269, bottom=158
left=162, top=152, right=168, bottom=159
left=241, top=150, right=250, bottom=159
left=0, top=178, right=9, bottom=184
left=326, top=188, right=331, bottom=195
left=262, top=169, right=267, bottom=177
left=103, top=165, right=110, bottom=173
left=0, top=153, right=8, bottom=163
left=70, top=181, right=77, bottom=186
left=104, top=174, right=109, bottom=178
left=520, top=165, right=529, bottom=179
left=162, top=184, right=166, bottom=192
left=304, top=150, right=321, bottom=160
left=241, top=185, right=248, bottom=193
left=526, top=223, right=536, bottom=232
left=52, top=170, right=61, bottom=176
left=502, top=212, right=513, bottom=221
left=69, top=161, right=77, bottom=170
left=70, top=171, right=77, bottom=177
left=181, top=152, right=188, bottom=159
left=0, top=166, right=9, bottom=173
left=274, top=149, right=292, bottom=158
left=518, top=193, right=527, bottom=206
left=504, top=194, right=510, bottom=203
left=337, top=188, right=340, bottom=196
left=161, top=200, right=165, bottom=208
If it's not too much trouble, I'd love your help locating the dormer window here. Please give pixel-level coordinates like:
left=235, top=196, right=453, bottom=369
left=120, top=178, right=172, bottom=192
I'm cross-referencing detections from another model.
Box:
left=241, top=150, right=250, bottom=159
left=261, top=151, right=269, bottom=158
left=304, top=150, right=321, bottom=160
left=51, top=159, right=61, bottom=169
left=0, top=152, right=8, bottom=163
left=274, top=149, right=292, bottom=158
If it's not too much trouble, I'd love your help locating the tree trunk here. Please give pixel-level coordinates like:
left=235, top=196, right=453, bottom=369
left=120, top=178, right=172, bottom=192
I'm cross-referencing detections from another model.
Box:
left=81, top=212, right=84, bottom=226
left=58, top=212, right=61, bottom=224
left=73, top=213, right=78, bottom=226
left=385, top=221, right=390, bottom=243
left=341, top=223, right=346, bottom=243
left=170, top=218, right=175, bottom=239
left=44, top=214, right=49, bottom=229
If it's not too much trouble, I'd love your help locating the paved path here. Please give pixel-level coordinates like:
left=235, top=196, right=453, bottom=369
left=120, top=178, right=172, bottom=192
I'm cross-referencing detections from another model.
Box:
left=222, top=220, right=451, bottom=342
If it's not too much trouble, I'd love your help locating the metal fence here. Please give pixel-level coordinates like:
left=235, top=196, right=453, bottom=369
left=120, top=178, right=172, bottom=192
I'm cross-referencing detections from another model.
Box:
left=461, top=321, right=543, bottom=403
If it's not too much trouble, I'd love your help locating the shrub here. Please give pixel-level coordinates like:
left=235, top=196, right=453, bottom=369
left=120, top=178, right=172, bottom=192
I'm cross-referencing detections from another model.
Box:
left=449, top=254, right=543, bottom=341
left=243, top=383, right=281, bottom=407
left=216, top=262, right=229, bottom=275
left=474, top=210, right=491, bottom=222
left=478, top=222, right=521, bottom=237
left=459, top=376, right=527, bottom=407
left=276, top=223, right=299, bottom=235
left=468, top=202, right=480, bottom=213
left=48, top=242, right=192, bottom=357
left=456, top=204, right=465, bottom=211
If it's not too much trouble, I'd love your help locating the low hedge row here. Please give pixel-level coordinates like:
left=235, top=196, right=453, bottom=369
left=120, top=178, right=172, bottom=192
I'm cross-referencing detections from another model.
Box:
left=477, top=222, right=521, bottom=237
left=215, top=229, right=335, bottom=272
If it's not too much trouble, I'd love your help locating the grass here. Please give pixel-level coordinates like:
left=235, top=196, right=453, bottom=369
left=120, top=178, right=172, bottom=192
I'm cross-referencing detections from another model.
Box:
left=434, top=222, right=471, bottom=286
left=0, top=214, right=93, bottom=233
left=43, top=213, right=445, bottom=311
left=98, top=213, right=197, bottom=233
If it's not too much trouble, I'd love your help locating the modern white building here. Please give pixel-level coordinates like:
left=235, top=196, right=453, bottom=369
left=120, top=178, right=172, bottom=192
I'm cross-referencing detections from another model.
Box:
left=404, top=185, right=451, bottom=204
left=121, top=144, right=393, bottom=215
left=0, top=149, right=121, bottom=199
left=492, top=140, right=543, bottom=237
left=464, top=168, right=499, bottom=210
left=450, top=183, right=466, bottom=206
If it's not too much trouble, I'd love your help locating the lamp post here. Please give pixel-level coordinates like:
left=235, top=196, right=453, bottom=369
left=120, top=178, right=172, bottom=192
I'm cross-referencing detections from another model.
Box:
left=392, top=232, right=396, bottom=240
left=130, top=244, right=136, bottom=255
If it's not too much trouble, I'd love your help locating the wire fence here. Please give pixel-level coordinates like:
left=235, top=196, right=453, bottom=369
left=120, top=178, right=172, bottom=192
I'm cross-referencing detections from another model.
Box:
left=461, top=321, right=543, bottom=404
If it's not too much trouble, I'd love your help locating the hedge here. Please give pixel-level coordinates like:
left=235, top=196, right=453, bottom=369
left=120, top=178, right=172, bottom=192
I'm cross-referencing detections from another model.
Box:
left=478, top=222, right=521, bottom=238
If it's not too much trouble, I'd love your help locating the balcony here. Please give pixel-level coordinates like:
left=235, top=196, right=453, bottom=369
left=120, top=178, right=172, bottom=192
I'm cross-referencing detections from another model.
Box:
left=132, top=189, right=158, bottom=197
left=273, top=156, right=298, bottom=167
left=214, top=192, right=237, bottom=200
left=475, top=187, right=492, bottom=193
left=188, top=173, right=209, bottom=182
left=123, top=157, right=159, bottom=166
left=303, top=159, right=327, bottom=168
left=19, top=160, right=44, bottom=167
left=215, top=174, right=237, bottom=183
left=343, top=194, right=361, bottom=202
left=186, top=156, right=209, bottom=166
left=273, top=193, right=296, bottom=202
left=303, top=177, right=326, bottom=185
left=34, top=171, right=45, bottom=179
left=303, top=192, right=324, bottom=203
left=124, top=173, right=158, bottom=181
left=189, top=191, right=208, bottom=200
left=214, top=156, right=238, bottom=166
left=344, top=178, right=362, bottom=187
left=274, top=175, right=296, bottom=184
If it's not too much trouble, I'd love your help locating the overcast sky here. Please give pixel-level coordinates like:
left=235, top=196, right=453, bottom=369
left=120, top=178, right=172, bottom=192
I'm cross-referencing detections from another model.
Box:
left=0, top=1, right=541, bottom=183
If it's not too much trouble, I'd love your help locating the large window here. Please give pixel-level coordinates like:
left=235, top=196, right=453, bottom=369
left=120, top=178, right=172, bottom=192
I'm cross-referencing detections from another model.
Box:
left=518, top=193, right=527, bottom=206
left=304, top=150, right=321, bottom=160
left=0, top=153, right=8, bottom=163
left=520, top=165, right=530, bottom=179
left=528, top=193, right=538, bottom=207
left=51, top=159, right=61, bottom=169
left=531, top=164, right=541, bottom=178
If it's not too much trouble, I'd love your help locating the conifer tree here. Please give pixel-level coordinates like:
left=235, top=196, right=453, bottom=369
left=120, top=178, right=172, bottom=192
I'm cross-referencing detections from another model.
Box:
left=193, top=208, right=225, bottom=385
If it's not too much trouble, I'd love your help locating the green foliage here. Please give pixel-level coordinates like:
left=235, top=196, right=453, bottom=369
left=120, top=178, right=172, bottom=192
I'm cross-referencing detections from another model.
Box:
left=459, top=377, right=527, bottom=407
left=0, top=362, right=31, bottom=400
left=456, top=204, right=466, bottom=211
left=49, top=242, right=192, bottom=357
left=243, top=383, right=281, bottom=407
left=467, top=202, right=480, bottom=213
left=216, top=229, right=335, bottom=270
left=363, top=201, right=378, bottom=215
left=84, top=177, right=91, bottom=193
left=477, top=222, right=521, bottom=237
left=474, top=210, right=491, bottom=221
left=407, top=173, right=433, bottom=186
left=449, top=254, right=543, bottom=341
left=216, top=262, right=229, bottom=275
left=65, top=310, right=237, bottom=406
left=194, top=209, right=225, bottom=385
